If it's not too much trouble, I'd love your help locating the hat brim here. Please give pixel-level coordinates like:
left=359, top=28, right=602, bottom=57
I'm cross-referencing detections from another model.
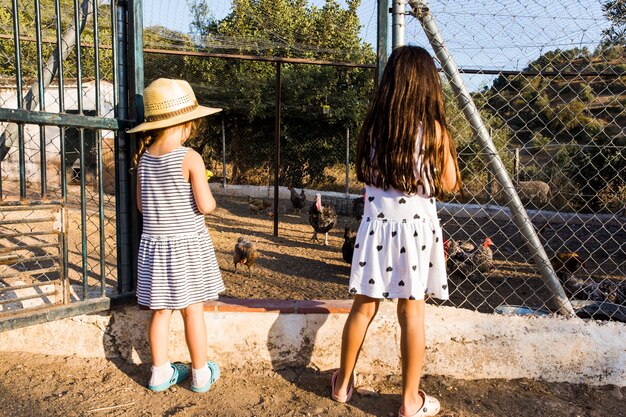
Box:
left=126, top=105, right=222, bottom=133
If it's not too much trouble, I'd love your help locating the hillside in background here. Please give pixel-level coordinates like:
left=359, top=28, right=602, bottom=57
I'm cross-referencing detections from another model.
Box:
left=483, top=44, right=626, bottom=147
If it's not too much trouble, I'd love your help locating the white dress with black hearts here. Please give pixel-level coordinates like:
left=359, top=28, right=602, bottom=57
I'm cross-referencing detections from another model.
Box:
left=348, top=185, right=449, bottom=301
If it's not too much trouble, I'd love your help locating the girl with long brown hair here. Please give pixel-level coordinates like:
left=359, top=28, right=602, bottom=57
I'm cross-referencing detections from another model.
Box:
left=331, top=46, right=462, bottom=417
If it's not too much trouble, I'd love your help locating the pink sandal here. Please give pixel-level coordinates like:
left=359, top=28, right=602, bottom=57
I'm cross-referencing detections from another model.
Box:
left=398, top=390, right=441, bottom=417
left=330, top=369, right=356, bottom=403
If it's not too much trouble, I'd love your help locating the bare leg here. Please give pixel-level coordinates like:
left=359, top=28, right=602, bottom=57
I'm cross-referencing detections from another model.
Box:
left=398, top=298, right=426, bottom=415
left=149, top=309, right=173, bottom=366
left=334, top=295, right=380, bottom=398
left=181, top=302, right=208, bottom=369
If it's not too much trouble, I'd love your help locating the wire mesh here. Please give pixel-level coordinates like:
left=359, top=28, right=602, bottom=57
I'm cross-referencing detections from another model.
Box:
left=136, top=0, right=625, bottom=321
left=0, top=0, right=119, bottom=318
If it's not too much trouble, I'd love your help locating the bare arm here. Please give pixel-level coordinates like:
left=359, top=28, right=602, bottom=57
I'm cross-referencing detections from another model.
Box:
left=136, top=171, right=143, bottom=213
left=183, top=149, right=216, bottom=214
left=436, top=123, right=460, bottom=193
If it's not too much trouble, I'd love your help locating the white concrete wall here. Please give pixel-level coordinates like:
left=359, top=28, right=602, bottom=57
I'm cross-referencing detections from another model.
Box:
left=1, top=303, right=624, bottom=386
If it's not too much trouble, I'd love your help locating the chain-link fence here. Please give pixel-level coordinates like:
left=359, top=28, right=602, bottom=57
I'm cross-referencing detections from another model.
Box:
left=137, top=0, right=626, bottom=321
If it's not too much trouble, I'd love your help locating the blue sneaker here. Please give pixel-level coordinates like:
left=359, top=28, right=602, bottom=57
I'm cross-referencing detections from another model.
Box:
left=148, top=362, right=190, bottom=392
left=191, top=361, right=220, bottom=393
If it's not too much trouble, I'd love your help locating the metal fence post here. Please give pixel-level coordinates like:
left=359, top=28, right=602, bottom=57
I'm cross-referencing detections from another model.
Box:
left=377, top=0, right=389, bottom=84
left=222, top=116, right=226, bottom=189
left=392, top=0, right=406, bottom=49
left=409, top=0, right=575, bottom=316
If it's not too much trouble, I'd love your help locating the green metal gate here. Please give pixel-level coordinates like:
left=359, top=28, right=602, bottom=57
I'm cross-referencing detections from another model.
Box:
left=0, top=0, right=143, bottom=331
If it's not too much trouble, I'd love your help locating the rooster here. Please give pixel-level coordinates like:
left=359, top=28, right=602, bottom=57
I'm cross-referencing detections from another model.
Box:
left=233, top=236, right=258, bottom=278
left=289, top=187, right=307, bottom=213
left=341, top=228, right=357, bottom=264
left=248, top=197, right=271, bottom=214
left=445, top=237, right=494, bottom=276
left=308, top=193, right=337, bottom=245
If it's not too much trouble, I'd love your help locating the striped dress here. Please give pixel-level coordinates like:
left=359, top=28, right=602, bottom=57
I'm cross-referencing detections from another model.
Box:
left=136, top=146, right=224, bottom=310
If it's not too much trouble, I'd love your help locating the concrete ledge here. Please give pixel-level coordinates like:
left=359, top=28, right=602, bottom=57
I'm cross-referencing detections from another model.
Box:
left=1, top=299, right=624, bottom=387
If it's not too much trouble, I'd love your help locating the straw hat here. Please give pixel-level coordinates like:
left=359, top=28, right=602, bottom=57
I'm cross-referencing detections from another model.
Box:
left=126, top=78, right=222, bottom=133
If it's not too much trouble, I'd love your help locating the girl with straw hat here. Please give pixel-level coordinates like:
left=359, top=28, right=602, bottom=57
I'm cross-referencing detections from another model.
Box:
left=129, top=78, right=224, bottom=392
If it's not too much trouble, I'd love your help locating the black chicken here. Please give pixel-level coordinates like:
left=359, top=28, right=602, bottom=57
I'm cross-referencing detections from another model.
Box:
left=352, top=188, right=366, bottom=221
left=309, top=193, right=337, bottom=246
left=341, top=227, right=357, bottom=264
left=233, top=236, right=258, bottom=278
left=289, top=187, right=307, bottom=213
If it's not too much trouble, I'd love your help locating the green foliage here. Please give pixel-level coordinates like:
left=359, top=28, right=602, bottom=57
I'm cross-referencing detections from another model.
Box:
left=602, top=0, right=626, bottom=45
left=0, top=0, right=114, bottom=82
left=179, top=0, right=375, bottom=187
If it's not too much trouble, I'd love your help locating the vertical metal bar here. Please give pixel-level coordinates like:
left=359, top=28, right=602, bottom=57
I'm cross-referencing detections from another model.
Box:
left=345, top=126, right=350, bottom=196
left=222, top=116, right=227, bottom=188
left=34, top=0, right=48, bottom=196
left=129, top=0, right=144, bottom=293
left=514, top=147, right=520, bottom=183
left=410, top=0, right=575, bottom=316
left=273, top=61, right=282, bottom=237
left=11, top=0, right=26, bottom=199
left=376, top=0, right=389, bottom=84
left=93, top=0, right=106, bottom=297
left=114, top=0, right=131, bottom=295
left=54, top=0, right=68, bottom=300
left=391, top=0, right=406, bottom=49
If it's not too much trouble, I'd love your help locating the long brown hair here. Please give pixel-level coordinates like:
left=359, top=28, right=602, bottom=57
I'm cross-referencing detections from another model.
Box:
left=133, top=118, right=206, bottom=168
left=356, top=46, right=462, bottom=199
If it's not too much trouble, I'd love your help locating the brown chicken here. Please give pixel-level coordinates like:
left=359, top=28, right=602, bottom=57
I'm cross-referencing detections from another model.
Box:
left=445, top=237, right=494, bottom=276
left=233, top=236, right=258, bottom=278
left=551, top=251, right=585, bottom=280
left=248, top=197, right=271, bottom=214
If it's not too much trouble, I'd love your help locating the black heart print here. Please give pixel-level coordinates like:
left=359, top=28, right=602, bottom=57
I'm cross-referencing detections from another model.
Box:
left=400, top=247, right=406, bottom=253
left=382, top=292, right=389, bottom=298
left=442, top=284, right=448, bottom=290
left=399, top=198, right=406, bottom=204
left=414, top=214, right=421, bottom=219
left=350, top=288, right=357, bottom=293
left=377, top=212, right=385, bottom=218
left=359, top=261, right=366, bottom=267
left=369, top=278, right=375, bottom=284
left=368, top=196, right=375, bottom=202
left=386, top=266, right=393, bottom=272
left=430, top=198, right=434, bottom=204
left=436, top=237, right=439, bottom=242
left=369, top=230, right=374, bottom=236
left=432, top=230, right=436, bottom=234
left=409, top=295, right=415, bottom=300
left=429, top=262, right=433, bottom=267
left=412, top=265, right=417, bottom=271
left=421, top=245, right=426, bottom=250
left=414, top=231, right=418, bottom=237
left=376, top=245, right=383, bottom=251
left=366, top=217, right=371, bottom=222
left=398, top=280, right=405, bottom=286
left=392, top=231, right=397, bottom=237
left=355, top=243, right=360, bottom=248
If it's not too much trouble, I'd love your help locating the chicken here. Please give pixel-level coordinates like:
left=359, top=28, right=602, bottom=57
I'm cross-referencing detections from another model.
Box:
left=551, top=251, right=585, bottom=280
left=289, top=187, right=307, bottom=213
left=233, top=236, right=258, bottom=278
left=308, top=193, right=337, bottom=245
left=341, top=227, right=357, bottom=264
left=445, top=237, right=494, bottom=276
left=352, top=196, right=364, bottom=221
left=248, top=196, right=271, bottom=214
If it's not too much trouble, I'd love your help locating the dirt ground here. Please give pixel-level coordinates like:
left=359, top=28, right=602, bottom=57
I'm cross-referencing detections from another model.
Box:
left=0, top=351, right=624, bottom=417
left=2, top=190, right=625, bottom=416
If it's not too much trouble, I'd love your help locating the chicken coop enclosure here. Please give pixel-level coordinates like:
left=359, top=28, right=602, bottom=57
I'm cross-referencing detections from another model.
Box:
left=1, top=0, right=625, bottom=330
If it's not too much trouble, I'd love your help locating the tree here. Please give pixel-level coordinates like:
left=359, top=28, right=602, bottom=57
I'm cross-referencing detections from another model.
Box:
left=0, top=0, right=111, bottom=159
left=602, top=0, right=626, bottom=45
left=183, top=0, right=375, bottom=187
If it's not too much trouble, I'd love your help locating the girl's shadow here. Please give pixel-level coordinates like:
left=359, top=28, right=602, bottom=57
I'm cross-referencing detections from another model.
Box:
left=267, top=301, right=402, bottom=414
